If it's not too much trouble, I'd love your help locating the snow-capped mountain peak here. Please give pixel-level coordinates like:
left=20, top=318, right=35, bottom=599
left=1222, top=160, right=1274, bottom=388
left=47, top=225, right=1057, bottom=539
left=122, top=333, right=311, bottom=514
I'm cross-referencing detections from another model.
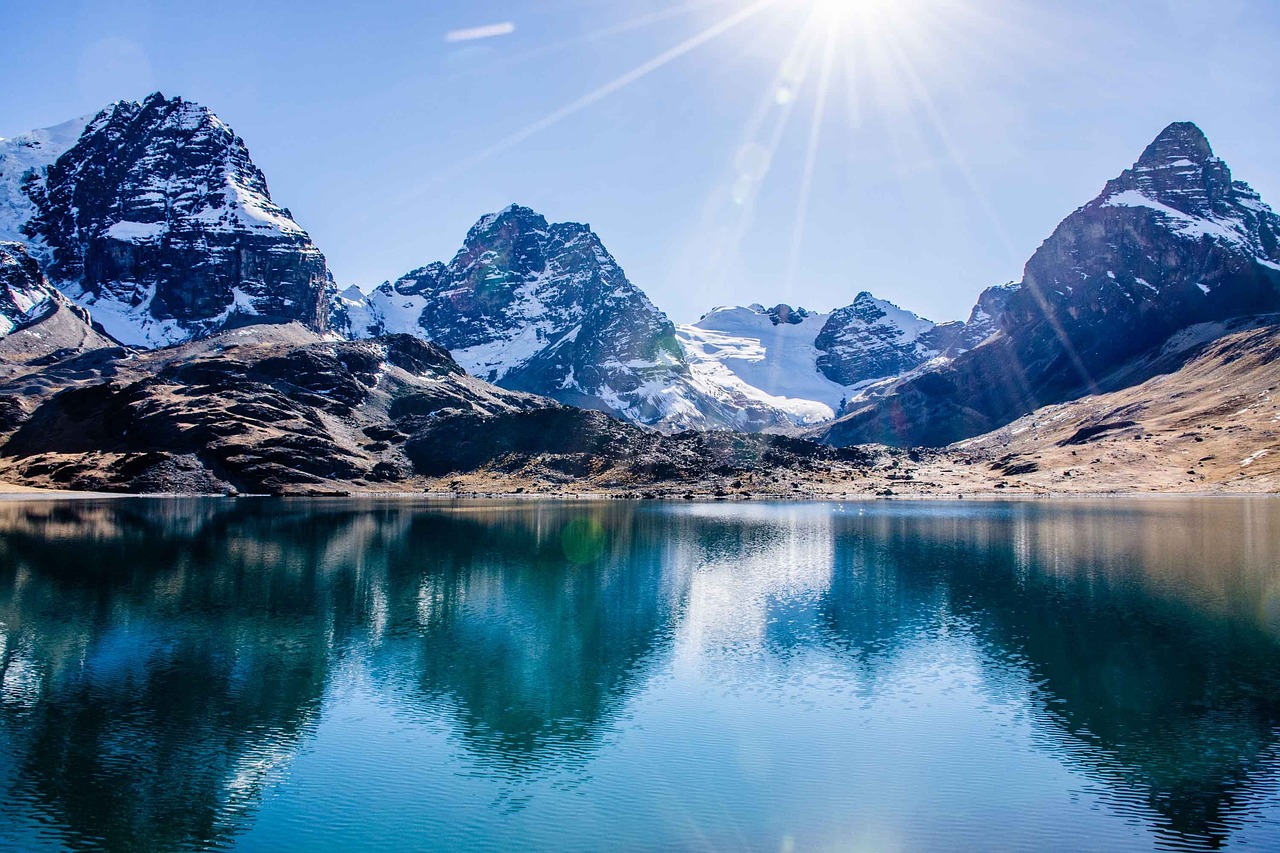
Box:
left=11, top=92, right=333, bottom=347
left=1091, top=121, right=1280, bottom=266
left=344, top=205, right=725, bottom=428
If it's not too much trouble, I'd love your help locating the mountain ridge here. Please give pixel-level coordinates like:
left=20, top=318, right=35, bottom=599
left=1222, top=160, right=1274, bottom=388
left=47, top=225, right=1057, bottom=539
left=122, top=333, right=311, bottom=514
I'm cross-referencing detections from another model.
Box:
left=816, top=120, right=1280, bottom=448
left=1, top=100, right=1277, bottom=489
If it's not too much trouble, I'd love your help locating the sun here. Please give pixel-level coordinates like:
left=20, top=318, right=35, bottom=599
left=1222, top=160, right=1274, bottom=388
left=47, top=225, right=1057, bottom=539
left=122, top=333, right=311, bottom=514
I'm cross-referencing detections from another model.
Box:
left=805, top=0, right=923, bottom=30
left=808, top=0, right=861, bottom=27
left=420, top=0, right=1025, bottom=293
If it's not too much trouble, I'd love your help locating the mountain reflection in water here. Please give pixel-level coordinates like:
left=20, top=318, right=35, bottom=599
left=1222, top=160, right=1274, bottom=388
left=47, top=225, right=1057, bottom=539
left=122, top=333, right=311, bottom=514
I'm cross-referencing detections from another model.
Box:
left=0, top=498, right=1278, bottom=851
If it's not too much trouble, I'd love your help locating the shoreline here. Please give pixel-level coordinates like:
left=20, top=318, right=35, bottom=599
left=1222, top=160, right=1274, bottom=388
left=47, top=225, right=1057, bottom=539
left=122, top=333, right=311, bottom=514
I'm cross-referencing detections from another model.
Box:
left=1, top=483, right=1275, bottom=502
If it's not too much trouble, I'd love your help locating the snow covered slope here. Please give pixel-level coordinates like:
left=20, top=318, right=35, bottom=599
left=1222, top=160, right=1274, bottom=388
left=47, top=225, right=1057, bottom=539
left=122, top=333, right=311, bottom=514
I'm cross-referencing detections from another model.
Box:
left=678, top=305, right=851, bottom=426
left=677, top=296, right=984, bottom=429
left=0, top=115, right=90, bottom=251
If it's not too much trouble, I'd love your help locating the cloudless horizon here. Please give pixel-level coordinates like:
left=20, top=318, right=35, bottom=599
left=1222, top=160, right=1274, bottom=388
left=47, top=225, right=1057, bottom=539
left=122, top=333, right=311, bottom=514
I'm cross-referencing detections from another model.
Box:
left=2, top=0, right=1278, bottom=324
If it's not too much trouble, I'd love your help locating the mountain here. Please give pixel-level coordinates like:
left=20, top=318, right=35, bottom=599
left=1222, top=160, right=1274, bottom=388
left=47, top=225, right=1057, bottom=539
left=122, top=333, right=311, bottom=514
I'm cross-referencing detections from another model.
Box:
left=676, top=295, right=990, bottom=429
left=10, top=93, right=332, bottom=347
left=343, top=204, right=728, bottom=428
left=949, top=283, right=1019, bottom=353
left=0, top=240, right=59, bottom=336
left=949, top=313, right=1280, bottom=493
left=818, top=121, right=1280, bottom=448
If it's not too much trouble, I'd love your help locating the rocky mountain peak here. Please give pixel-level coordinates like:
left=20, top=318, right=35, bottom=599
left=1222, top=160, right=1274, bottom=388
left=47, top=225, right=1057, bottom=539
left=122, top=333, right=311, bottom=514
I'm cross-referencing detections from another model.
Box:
left=765, top=303, right=809, bottom=325
left=819, top=120, right=1280, bottom=449
left=347, top=205, right=719, bottom=427
left=814, top=293, right=948, bottom=387
left=1136, top=121, right=1214, bottom=169
left=1100, top=121, right=1236, bottom=218
left=14, top=93, right=332, bottom=348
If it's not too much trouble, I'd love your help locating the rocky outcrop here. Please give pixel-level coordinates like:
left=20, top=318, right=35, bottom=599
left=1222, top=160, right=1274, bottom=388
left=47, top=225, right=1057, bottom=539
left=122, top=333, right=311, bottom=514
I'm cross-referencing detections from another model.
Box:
left=0, top=324, right=544, bottom=493
left=19, top=93, right=332, bottom=347
left=0, top=241, right=113, bottom=361
left=0, top=241, right=58, bottom=336
left=818, top=121, right=1280, bottom=448
left=947, top=283, right=1019, bottom=354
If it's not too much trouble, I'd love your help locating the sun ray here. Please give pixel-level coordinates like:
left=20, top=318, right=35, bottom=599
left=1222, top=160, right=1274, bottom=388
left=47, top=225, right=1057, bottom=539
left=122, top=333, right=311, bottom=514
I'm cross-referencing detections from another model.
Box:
left=694, top=7, right=826, bottom=298
left=782, top=18, right=838, bottom=297
left=876, top=19, right=1098, bottom=394
left=443, top=0, right=743, bottom=80
left=413, top=0, right=784, bottom=194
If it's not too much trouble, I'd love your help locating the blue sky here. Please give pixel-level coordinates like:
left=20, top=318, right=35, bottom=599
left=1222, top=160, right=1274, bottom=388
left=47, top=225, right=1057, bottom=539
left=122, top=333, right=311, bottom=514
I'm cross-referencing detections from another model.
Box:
left=2, top=0, right=1278, bottom=323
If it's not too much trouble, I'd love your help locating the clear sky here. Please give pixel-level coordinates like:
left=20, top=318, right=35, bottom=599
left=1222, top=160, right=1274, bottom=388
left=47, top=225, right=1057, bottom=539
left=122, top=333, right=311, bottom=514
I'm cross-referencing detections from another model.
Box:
left=2, top=0, right=1278, bottom=324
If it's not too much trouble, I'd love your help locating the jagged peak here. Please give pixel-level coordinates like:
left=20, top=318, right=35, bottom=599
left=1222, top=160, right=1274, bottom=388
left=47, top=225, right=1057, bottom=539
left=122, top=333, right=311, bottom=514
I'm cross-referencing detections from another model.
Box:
left=1137, top=121, right=1214, bottom=168
left=843, top=291, right=932, bottom=324
left=1093, top=120, right=1242, bottom=219
left=469, top=203, right=549, bottom=235
left=83, top=92, right=231, bottom=142
left=765, top=303, right=809, bottom=325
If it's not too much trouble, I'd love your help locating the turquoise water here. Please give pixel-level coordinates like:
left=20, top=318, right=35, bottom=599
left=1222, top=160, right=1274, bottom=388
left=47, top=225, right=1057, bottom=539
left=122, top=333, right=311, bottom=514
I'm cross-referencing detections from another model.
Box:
left=1, top=497, right=1279, bottom=851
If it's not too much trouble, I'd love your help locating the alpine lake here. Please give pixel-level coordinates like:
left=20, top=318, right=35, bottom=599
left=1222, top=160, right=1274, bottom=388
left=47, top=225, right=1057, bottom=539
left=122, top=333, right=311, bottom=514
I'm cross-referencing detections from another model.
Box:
left=1, top=496, right=1279, bottom=852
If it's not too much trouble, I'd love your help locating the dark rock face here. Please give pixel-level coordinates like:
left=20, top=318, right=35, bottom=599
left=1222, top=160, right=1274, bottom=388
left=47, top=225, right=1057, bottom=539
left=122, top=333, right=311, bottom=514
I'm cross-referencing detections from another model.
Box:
left=765, top=303, right=810, bottom=325
left=819, top=122, right=1280, bottom=448
left=352, top=205, right=703, bottom=426
left=24, top=93, right=332, bottom=347
left=814, top=292, right=955, bottom=386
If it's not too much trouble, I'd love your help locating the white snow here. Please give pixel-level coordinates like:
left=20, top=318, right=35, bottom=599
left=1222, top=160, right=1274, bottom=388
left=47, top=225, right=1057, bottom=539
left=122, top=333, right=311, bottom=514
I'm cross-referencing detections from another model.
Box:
left=453, top=323, right=553, bottom=381
left=0, top=115, right=92, bottom=249
left=365, top=285, right=427, bottom=337
left=65, top=281, right=208, bottom=348
left=333, top=285, right=379, bottom=338
left=1103, top=189, right=1249, bottom=247
left=1241, top=449, right=1269, bottom=467
left=104, top=220, right=166, bottom=243
left=676, top=306, right=853, bottom=426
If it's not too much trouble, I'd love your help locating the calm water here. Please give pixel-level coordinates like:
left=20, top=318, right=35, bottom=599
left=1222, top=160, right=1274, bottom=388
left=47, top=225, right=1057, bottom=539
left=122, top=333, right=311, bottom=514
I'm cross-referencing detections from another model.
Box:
left=1, top=499, right=1279, bottom=852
